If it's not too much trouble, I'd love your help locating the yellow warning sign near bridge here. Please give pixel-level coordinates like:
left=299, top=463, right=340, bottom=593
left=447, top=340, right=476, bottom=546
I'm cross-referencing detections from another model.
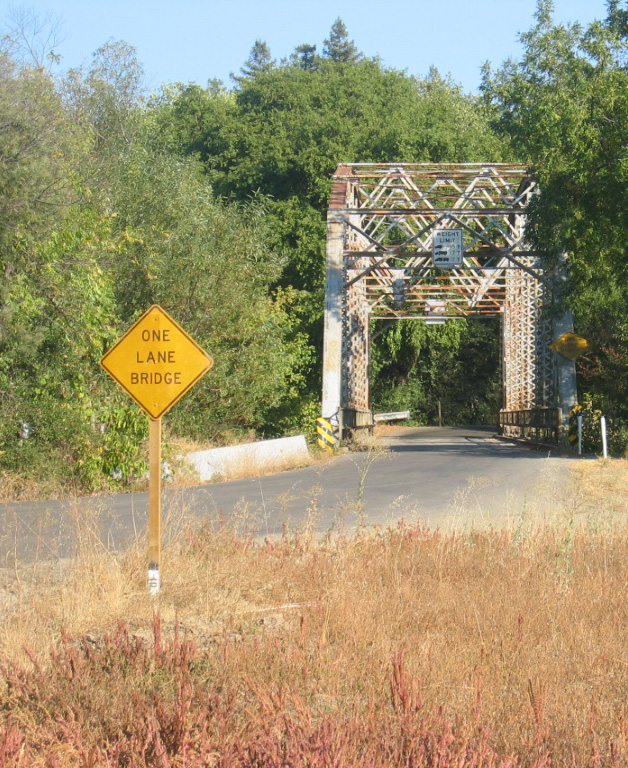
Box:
left=101, top=305, right=213, bottom=419
left=550, top=332, right=589, bottom=362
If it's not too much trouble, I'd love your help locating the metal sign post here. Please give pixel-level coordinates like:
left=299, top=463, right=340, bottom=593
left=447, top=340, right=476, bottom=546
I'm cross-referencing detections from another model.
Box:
left=148, top=417, right=162, bottom=595
left=101, top=305, right=213, bottom=594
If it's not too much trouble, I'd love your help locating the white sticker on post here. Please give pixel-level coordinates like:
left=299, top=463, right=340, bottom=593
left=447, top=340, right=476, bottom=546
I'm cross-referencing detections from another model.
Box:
left=148, top=567, right=160, bottom=595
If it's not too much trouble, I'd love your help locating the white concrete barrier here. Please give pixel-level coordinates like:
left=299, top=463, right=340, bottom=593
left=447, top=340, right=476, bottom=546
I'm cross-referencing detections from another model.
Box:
left=184, top=435, right=310, bottom=482
left=373, top=411, right=411, bottom=422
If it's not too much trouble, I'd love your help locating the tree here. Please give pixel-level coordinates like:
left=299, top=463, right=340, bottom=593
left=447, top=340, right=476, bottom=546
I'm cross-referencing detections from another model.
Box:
left=481, top=0, right=628, bottom=444
left=63, top=40, right=145, bottom=152
left=104, top=143, right=308, bottom=438
left=0, top=48, right=86, bottom=250
left=291, top=44, right=318, bottom=71
left=1, top=6, right=63, bottom=70
left=371, top=319, right=501, bottom=425
left=0, top=42, right=91, bottom=373
left=235, top=40, right=275, bottom=82
left=145, top=81, right=235, bottom=159
left=322, top=18, right=361, bottom=62
left=164, top=58, right=502, bottom=207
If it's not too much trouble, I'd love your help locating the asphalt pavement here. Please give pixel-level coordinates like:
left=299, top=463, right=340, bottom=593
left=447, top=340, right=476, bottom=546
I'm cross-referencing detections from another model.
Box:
left=0, top=426, right=574, bottom=563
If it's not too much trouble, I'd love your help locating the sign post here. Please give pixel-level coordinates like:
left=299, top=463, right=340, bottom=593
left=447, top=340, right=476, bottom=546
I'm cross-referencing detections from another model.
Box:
left=148, top=417, right=162, bottom=594
left=101, top=305, right=213, bottom=594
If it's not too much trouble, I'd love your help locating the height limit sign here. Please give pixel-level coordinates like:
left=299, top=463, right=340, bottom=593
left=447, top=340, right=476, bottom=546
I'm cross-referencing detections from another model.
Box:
left=101, top=305, right=213, bottom=596
left=432, top=228, right=464, bottom=269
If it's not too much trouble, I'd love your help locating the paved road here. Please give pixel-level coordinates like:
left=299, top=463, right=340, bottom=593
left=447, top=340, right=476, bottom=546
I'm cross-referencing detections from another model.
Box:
left=0, top=427, right=573, bottom=563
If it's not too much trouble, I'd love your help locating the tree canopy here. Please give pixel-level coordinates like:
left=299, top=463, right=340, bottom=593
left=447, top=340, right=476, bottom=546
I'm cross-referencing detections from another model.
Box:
left=322, top=18, right=361, bottom=62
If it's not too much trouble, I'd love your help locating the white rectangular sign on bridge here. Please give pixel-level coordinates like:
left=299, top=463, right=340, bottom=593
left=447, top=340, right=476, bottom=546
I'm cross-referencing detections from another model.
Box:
left=432, top=229, right=463, bottom=269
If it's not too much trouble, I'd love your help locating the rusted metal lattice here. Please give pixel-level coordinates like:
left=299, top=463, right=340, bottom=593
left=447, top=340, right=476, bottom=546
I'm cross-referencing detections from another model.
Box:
left=322, top=163, right=576, bottom=441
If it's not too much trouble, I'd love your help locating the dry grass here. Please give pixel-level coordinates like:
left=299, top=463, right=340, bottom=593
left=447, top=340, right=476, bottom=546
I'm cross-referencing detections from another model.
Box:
left=569, top=458, right=628, bottom=516
left=0, top=471, right=70, bottom=504
left=1, top=459, right=628, bottom=765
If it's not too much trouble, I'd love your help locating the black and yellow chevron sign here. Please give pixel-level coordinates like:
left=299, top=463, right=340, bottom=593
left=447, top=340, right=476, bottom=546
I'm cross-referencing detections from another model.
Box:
left=568, top=404, right=583, bottom=445
left=316, top=417, right=336, bottom=452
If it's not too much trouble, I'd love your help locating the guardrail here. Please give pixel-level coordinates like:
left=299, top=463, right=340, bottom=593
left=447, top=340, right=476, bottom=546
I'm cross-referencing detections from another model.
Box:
left=499, top=408, right=560, bottom=444
left=373, top=411, right=411, bottom=423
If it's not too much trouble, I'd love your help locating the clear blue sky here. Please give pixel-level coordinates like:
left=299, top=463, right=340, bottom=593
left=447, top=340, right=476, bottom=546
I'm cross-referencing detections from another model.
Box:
left=5, top=1, right=606, bottom=93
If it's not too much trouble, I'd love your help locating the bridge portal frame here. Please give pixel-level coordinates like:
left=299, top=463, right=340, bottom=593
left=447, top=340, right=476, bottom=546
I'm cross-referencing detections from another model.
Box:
left=321, top=163, right=577, bottom=442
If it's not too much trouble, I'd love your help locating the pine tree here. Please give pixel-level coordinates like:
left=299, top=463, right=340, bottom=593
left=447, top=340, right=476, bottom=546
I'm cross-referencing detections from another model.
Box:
left=322, top=19, right=361, bottom=62
left=238, top=40, right=275, bottom=80
left=292, top=43, right=318, bottom=70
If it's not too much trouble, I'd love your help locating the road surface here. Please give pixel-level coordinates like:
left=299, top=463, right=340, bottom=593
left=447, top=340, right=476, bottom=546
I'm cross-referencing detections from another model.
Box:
left=0, top=427, right=573, bottom=563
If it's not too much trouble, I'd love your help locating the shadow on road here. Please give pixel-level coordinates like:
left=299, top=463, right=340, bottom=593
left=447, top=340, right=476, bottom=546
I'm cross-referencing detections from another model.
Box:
left=382, top=425, right=558, bottom=458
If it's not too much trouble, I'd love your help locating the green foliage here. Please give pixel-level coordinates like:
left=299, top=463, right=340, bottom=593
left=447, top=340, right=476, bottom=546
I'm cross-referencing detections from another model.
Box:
left=105, top=146, right=307, bottom=438
left=83, top=402, right=149, bottom=487
left=481, top=0, right=628, bottom=439
left=236, top=40, right=275, bottom=82
left=0, top=212, right=126, bottom=488
left=371, top=319, right=501, bottom=425
left=156, top=59, right=503, bottom=209
left=0, top=46, right=88, bottom=255
left=63, top=40, right=145, bottom=153
left=291, top=44, right=318, bottom=71
left=322, top=18, right=361, bottom=63
left=576, top=393, right=628, bottom=456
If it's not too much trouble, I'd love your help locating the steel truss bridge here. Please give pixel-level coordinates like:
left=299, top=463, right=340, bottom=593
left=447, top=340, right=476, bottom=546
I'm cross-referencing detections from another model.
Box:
left=321, top=163, right=577, bottom=443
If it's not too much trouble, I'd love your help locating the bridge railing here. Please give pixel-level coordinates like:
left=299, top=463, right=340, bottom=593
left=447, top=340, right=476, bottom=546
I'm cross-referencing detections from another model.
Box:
left=499, top=408, right=560, bottom=444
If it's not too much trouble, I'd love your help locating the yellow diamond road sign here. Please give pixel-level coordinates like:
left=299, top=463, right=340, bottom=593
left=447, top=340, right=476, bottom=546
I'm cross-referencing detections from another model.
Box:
left=549, top=332, right=590, bottom=362
left=101, top=305, right=213, bottom=419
